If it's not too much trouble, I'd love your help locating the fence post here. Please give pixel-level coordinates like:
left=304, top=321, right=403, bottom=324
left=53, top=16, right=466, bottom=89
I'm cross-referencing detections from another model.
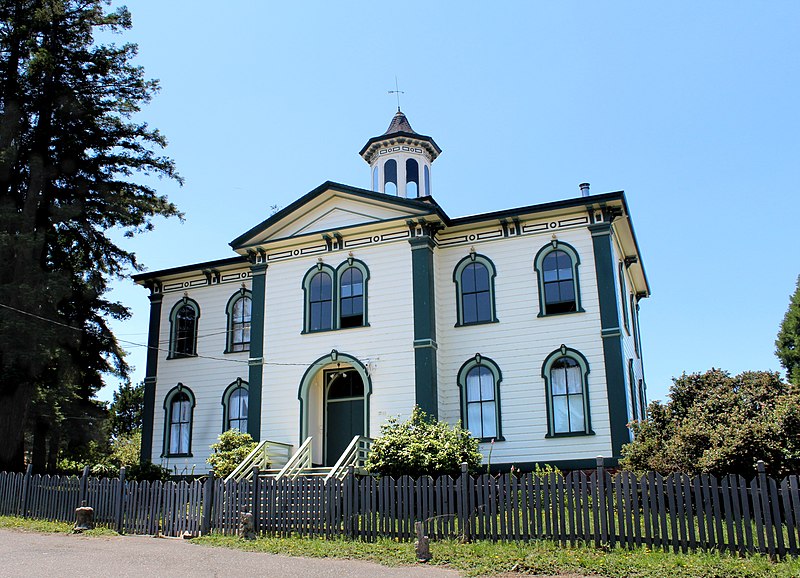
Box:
left=596, top=456, right=607, bottom=545
left=78, top=465, right=90, bottom=507
left=115, top=467, right=126, bottom=534
left=250, top=466, right=260, bottom=536
left=201, top=470, right=215, bottom=536
left=459, top=462, right=469, bottom=541
left=19, top=464, right=33, bottom=518
left=346, top=465, right=356, bottom=538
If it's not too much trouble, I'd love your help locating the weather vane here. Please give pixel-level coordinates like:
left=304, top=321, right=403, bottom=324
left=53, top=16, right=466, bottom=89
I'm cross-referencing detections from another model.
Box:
left=388, top=76, right=404, bottom=112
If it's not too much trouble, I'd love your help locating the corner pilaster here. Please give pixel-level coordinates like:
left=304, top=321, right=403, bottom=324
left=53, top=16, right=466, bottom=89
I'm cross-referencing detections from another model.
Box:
left=140, top=291, right=162, bottom=463
left=247, top=263, right=267, bottom=441
left=409, top=235, right=439, bottom=417
left=589, top=222, right=629, bottom=458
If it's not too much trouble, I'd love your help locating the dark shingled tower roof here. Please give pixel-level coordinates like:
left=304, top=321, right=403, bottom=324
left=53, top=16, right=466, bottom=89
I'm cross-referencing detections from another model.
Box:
left=359, top=109, right=441, bottom=163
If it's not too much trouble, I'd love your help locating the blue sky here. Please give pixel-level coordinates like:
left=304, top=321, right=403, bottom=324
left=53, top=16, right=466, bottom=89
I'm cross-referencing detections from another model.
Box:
left=104, top=1, right=800, bottom=405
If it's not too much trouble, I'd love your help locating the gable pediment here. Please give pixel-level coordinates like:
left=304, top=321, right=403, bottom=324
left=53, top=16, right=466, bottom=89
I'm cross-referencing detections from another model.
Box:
left=231, top=182, right=439, bottom=250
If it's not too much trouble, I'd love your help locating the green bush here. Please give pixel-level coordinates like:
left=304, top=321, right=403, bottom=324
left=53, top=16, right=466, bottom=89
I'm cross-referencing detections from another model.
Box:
left=207, top=430, right=259, bottom=479
left=366, top=406, right=482, bottom=478
left=126, top=460, right=172, bottom=482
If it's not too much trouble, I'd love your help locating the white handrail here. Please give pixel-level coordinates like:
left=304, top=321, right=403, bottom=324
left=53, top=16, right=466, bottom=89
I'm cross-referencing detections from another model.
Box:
left=275, top=437, right=313, bottom=480
left=325, top=436, right=373, bottom=482
left=224, top=439, right=293, bottom=483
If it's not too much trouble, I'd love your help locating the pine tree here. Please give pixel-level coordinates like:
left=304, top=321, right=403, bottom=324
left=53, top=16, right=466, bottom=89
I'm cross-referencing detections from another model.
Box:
left=0, top=0, right=181, bottom=471
left=109, top=381, right=144, bottom=439
left=776, top=276, right=800, bottom=385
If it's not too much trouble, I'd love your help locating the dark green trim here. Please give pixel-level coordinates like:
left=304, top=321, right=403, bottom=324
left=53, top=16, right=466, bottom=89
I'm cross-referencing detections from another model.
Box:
left=487, top=457, right=619, bottom=473
left=301, top=263, right=336, bottom=333
left=335, top=258, right=370, bottom=329
left=297, top=351, right=372, bottom=442
left=590, top=222, right=630, bottom=458
left=247, top=263, right=267, bottom=441
left=456, top=355, right=503, bottom=441
left=409, top=236, right=438, bottom=417
left=140, top=294, right=162, bottom=463
left=224, top=289, right=252, bottom=353
left=533, top=240, right=585, bottom=317
left=162, top=383, right=196, bottom=458
left=230, top=181, right=450, bottom=249
left=167, top=297, right=201, bottom=359
left=541, top=346, right=594, bottom=437
left=627, top=358, right=638, bottom=421
left=132, top=255, right=248, bottom=283
left=221, top=378, right=249, bottom=433
left=452, top=252, right=499, bottom=326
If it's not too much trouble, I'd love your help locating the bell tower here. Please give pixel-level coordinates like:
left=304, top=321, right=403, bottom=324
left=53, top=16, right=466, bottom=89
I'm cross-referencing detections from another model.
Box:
left=359, top=109, right=441, bottom=198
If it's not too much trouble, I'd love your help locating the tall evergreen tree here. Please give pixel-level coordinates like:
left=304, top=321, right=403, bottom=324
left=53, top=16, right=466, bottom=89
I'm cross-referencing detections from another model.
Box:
left=109, top=381, right=143, bottom=438
left=0, top=0, right=181, bottom=471
left=776, top=275, right=800, bottom=385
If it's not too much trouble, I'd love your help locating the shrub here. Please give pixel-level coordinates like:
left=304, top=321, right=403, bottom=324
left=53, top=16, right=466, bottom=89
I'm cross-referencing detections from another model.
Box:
left=207, top=430, right=259, bottom=479
left=366, top=406, right=482, bottom=478
left=126, top=460, right=172, bottom=482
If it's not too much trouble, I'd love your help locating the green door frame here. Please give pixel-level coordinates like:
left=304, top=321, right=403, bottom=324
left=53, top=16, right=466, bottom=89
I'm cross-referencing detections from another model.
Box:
left=323, top=368, right=365, bottom=465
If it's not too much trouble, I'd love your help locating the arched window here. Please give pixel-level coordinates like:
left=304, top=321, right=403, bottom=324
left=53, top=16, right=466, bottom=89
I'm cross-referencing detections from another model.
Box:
left=168, top=297, right=200, bottom=358
left=453, top=253, right=498, bottom=326
left=457, top=355, right=503, bottom=441
left=302, top=264, right=335, bottom=333
left=424, top=165, right=430, bottom=196
left=337, top=259, right=370, bottom=328
left=619, top=262, right=629, bottom=333
left=628, top=358, right=638, bottom=421
left=542, top=346, right=593, bottom=437
left=534, top=242, right=583, bottom=316
left=384, top=159, right=397, bottom=195
left=226, top=289, right=252, bottom=353
left=163, top=384, right=195, bottom=456
left=372, top=166, right=379, bottom=191
left=406, top=158, right=419, bottom=198
left=222, top=378, right=249, bottom=433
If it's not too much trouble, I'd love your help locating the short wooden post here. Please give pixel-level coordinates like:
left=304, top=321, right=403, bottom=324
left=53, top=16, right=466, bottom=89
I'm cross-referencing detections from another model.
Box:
left=250, top=466, right=260, bottom=535
left=459, top=462, right=469, bottom=541
left=201, top=470, right=214, bottom=535
left=19, top=464, right=33, bottom=518
left=596, top=456, right=608, bottom=545
left=345, top=465, right=355, bottom=538
left=78, top=465, right=90, bottom=508
left=115, top=467, right=126, bottom=534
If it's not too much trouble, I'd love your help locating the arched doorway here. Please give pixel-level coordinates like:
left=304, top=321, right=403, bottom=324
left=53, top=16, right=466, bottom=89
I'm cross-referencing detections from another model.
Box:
left=324, top=368, right=364, bottom=466
left=297, top=351, right=371, bottom=466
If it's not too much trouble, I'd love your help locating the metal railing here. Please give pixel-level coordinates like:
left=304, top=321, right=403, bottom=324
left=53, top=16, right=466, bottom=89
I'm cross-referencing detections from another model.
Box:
left=274, top=436, right=313, bottom=480
left=225, top=439, right=293, bottom=483
left=325, top=435, right=373, bottom=481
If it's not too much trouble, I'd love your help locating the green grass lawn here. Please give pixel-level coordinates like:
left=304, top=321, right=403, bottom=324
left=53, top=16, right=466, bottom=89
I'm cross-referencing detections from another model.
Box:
left=193, top=533, right=800, bottom=578
left=0, top=515, right=118, bottom=536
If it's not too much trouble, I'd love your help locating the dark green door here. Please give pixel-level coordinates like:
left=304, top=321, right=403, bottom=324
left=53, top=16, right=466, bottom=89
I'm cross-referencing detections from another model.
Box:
left=324, top=369, right=364, bottom=466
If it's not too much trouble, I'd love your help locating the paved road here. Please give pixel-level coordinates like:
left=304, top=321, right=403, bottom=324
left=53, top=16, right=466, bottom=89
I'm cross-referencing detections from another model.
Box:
left=0, top=529, right=460, bottom=578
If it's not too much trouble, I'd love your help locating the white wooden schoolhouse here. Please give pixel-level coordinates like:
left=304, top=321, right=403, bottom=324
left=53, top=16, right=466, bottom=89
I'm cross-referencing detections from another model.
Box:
left=134, top=110, right=650, bottom=476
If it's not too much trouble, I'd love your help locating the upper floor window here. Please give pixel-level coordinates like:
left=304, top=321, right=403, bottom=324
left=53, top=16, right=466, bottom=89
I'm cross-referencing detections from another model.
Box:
left=534, top=241, right=583, bottom=316
left=457, top=354, right=503, bottom=441
left=226, top=289, right=252, bottom=353
left=628, top=358, right=638, bottom=421
left=163, top=384, right=195, bottom=457
left=619, top=262, right=630, bottom=333
left=384, top=159, right=397, bottom=195
left=168, top=297, right=200, bottom=358
left=542, top=346, right=593, bottom=437
left=453, top=253, right=498, bottom=326
left=406, top=158, right=419, bottom=198
left=303, top=259, right=370, bottom=333
left=423, top=165, right=430, bottom=196
left=222, top=378, right=249, bottom=433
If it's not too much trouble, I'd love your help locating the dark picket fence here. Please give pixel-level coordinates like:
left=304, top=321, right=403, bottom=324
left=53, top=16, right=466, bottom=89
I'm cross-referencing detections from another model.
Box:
left=0, top=460, right=798, bottom=558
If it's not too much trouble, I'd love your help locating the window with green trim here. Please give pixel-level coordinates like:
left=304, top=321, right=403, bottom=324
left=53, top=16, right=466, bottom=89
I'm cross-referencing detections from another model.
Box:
left=168, top=297, right=200, bottom=358
left=638, top=379, right=647, bottom=419
left=534, top=242, right=583, bottom=316
left=457, top=355, right=502, bottom=441
left=628, top=358, right=638, bottom=421
left=226, top=289, right=252, bottom=353
left=619, top=262, right=629, bottom=333
left=222, top=378, right=248, bottom=432
left=163, top=384, right=195, bottom=457
left=302, top=264, right=335, bottom=333
left=542, top=346, right=593, bottom=436
left=632, top=295, right=641, bottom=357
left=336, top=259, right=370, bottom=329
left=453, top=253, right=498, bottom=326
